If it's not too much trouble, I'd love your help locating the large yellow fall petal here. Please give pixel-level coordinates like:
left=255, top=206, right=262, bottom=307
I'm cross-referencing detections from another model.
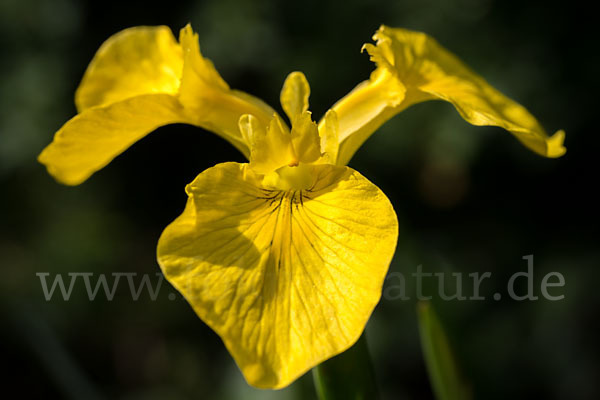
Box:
left=329, top=25, right=566, bottom=165
left=157, top=162, right=398, bottom=389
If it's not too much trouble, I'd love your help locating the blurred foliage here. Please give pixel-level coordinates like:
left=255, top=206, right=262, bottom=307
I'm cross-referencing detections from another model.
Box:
left=313, top=334, right=379, bottom=400
left=417, top=302, right=471, bottom=400
left=1, top=0, right=598, bottom=399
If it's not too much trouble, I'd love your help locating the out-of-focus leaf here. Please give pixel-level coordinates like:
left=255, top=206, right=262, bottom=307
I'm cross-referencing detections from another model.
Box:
left=312, top=333, right=379, bottom=400
left=417, top=301, right=471, bottom=400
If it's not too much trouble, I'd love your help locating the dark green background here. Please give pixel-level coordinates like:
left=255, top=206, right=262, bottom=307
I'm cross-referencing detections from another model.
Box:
left=1, top=0, right=597, bottom=398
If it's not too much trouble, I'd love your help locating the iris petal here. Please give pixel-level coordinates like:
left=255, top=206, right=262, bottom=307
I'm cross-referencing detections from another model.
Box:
left=75, top=26, right=183, bottom=112
left=328, top=25, right=566, bottom=165
left=280, top=71, right=310, bottom=122
left=177, top=25, right=276, bottom=156
left=38, top=94, right=189, bottom=185
left=318, top=110, right=340, bottom=165
left=39, top=25, right=278, bottom=185
left=239, top=113, right=294, bottom=174
left=157, top=162, right=398, bottom=389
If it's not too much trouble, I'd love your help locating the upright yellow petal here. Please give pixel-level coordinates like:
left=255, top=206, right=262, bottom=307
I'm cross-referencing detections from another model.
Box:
left=239, top=114, right=294, bottom=174
left=318, top=110, right=340, bottom=165
left=280, top=71, right=310, bottom=122
left=279, top=72, right=321, bottom=165
left=290, top=111, right=321, bottom=164
left=75, top=26, right=183, bottom=112
left=239, top=72, right=321, bottom=176
left=157, top=162, right=398, bottom=389
left=329, top=25, right=566, bottom=165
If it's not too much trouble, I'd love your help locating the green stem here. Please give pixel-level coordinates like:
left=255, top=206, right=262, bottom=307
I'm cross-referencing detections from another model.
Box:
left=312, top=333, right=379, bottom=400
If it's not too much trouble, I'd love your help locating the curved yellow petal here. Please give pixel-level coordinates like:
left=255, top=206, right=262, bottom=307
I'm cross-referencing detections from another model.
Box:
left=41, top=26, right=188, bottom=185
left=77, top=23, right=277, bottom=152
left=75, top=25, right=184, bottom=112
left=38, top=94, right=189, bottom=185
left=157, top=162, right=398, bottom=389
left=320, top=66, right=406, bottom=166
left=329, top=25, right=566, bottom=165
left=177, top=25, right=277, bottom=157
left=40, top=24, right=281, bottom=185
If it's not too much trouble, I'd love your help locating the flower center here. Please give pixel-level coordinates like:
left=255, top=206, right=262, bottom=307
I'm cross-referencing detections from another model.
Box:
left=262, top=163, right=316, bottom=191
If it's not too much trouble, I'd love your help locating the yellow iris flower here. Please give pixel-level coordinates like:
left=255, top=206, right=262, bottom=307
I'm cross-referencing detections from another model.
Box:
left=38, top=24, right=565, bottom=389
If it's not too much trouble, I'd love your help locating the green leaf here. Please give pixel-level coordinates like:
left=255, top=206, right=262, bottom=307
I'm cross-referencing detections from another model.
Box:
left=312, top=333, right=379, bottom=400
left=417, top=302, right=472, bottom=400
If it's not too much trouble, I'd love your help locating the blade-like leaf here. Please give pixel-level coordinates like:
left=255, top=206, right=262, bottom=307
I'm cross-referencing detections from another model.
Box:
left=417, top=302, right=472, bottom=400
left=312, top=333, right=379, bottom=400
